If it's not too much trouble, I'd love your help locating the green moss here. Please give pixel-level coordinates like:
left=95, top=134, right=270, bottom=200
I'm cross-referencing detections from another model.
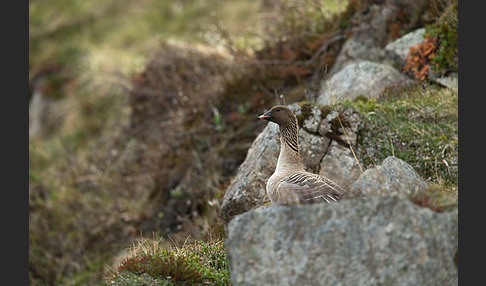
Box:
left=296, top=102, right=314, bottom=126
left=109, top=239, right=230, bottom=285
left=328, top=114, right=343, bottom=134
left=318, top=105, right=333, bottom=119
left=296, top=101, right=334, bottom=127
left=425, top=1, right=458, bottom=75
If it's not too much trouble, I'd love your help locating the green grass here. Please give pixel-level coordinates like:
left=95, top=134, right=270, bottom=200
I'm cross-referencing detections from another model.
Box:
left=341, top=84, right=458, bottom=196
left=108, top=237, right=230, bottom=285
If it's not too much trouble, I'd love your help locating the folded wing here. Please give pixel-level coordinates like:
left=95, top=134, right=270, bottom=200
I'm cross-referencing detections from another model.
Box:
left=277, top=172, right=345, bottom=204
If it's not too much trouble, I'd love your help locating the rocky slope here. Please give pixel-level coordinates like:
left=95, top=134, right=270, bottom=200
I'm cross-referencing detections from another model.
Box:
left=222, top=2, right=458, bottom=283
left=221, top=22, right=459, bottom=223
left=29, top=0, right=458, bottom=284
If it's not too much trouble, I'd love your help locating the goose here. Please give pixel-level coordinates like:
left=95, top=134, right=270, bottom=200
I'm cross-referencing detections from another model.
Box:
left=259, top=105, right=347, bottom=205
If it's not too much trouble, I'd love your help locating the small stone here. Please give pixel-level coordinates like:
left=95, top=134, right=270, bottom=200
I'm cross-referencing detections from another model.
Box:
left=350, top=156, right=428, bottom=196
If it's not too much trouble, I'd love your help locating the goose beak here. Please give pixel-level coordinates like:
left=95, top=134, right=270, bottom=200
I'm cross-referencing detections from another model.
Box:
left=259, top=110, right=272, bottom=120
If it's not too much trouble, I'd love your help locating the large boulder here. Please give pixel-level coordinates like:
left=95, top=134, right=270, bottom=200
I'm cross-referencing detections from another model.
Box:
left=227, top=195, right=458, bottom=286
left=329, top=4, right=393, bottom=75
left=318, top=61, right=414, bottom=106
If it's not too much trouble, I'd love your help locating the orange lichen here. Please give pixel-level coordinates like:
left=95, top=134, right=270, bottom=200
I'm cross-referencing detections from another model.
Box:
left=404, top=34, right=438, bottom=81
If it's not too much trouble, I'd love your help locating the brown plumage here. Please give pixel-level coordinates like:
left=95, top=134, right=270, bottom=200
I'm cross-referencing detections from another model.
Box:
left=259, top=105, right=347, bottom=205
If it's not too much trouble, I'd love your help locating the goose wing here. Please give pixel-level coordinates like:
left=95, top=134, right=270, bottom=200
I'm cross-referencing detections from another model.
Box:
left=277, top=172, right=346, bottom=204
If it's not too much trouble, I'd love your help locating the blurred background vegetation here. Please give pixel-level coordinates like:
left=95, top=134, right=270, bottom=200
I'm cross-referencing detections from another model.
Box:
left=29, top=0, right=457, bottom=285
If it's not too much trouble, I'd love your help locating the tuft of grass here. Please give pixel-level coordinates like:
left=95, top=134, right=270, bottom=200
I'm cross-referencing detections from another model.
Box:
left=341, top=84, right=458, bottom=198
left=107, top=236, right=230, bottom=285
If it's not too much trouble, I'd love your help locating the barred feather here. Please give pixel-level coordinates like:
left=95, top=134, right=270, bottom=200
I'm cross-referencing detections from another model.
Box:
left=278, top=172, right=344, bottom=204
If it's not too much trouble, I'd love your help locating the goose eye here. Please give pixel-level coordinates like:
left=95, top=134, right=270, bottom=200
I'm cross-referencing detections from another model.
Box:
left=276, top=108, right=280, bottom=112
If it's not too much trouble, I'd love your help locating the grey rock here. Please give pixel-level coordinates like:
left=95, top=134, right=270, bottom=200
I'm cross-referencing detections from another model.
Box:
left=29, top=78, right=65, bottom=139
left=435, top=72, right=458, bottom=90
left=324, top=107, right=362, bottom=147
left=301, top=107, right=322, bottom=134
left=329, top=1, right=433, bottom=76
left=29, top=89, right=58, bottom=139
left=298, top=128, right=331, bottom=171
left=227, top=196, right=458, bottom=286
left=351, top=156, right=428, bottom=196
left=317, top=108, right=363, bottom=191
left=317, top=110, right=337, bottom=136
left=385, top=28, right=426, bottom=68
left=329, top=4, right=392, bottom=76
left=318, top=61, right=414, bottom=106
left=319, top=141, right=362, bottom=190
left=220, top=122, right=278, bottom=224
left=428, top=69, right=459, bottom=90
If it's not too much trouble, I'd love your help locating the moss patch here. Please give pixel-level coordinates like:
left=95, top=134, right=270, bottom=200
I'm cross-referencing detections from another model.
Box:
left=108, top=238, right=230, bottom=285
left=296, top=101, right=334, bottom=127
left=426, top=1, right=458, bottom=75
left=296, top=102, right=314, bottom=126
